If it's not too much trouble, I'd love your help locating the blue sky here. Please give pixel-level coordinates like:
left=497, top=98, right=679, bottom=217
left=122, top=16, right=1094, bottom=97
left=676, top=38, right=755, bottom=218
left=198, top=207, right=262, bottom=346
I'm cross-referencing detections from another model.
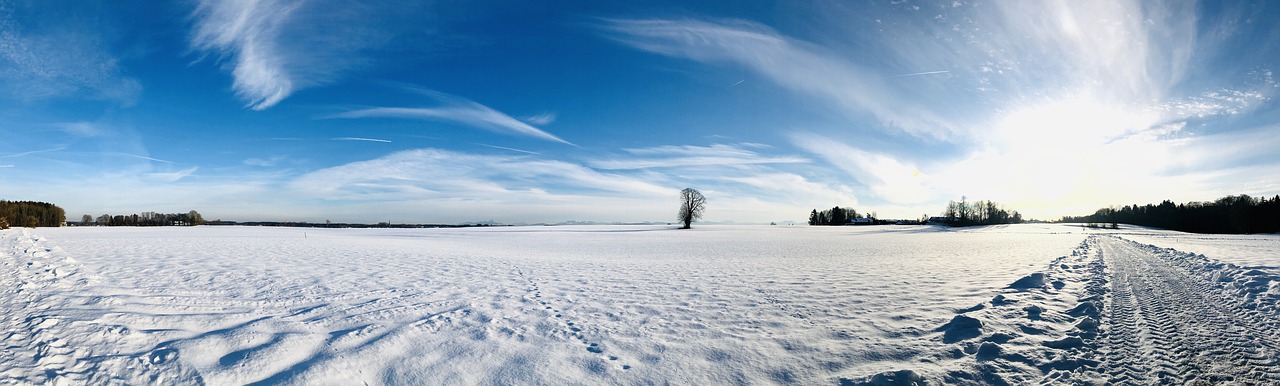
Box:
left=2, top=1, right=1279, bottom=224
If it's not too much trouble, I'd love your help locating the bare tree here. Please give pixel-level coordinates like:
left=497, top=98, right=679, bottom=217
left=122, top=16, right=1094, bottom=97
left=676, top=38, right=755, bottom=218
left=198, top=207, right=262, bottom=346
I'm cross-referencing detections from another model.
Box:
left=678, top=188, right=706, bottom=229
left=82, top=214, right=93, bottom=226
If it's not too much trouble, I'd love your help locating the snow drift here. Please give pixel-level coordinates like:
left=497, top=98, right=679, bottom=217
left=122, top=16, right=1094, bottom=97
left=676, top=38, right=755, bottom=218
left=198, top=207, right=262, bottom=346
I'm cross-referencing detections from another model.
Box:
left=3, top=224, right=1278, bottom=384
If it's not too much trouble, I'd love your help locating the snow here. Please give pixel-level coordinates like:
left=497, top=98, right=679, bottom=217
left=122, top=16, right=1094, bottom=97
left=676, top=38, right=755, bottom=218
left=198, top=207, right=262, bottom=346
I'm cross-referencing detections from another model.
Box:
left=1116, top=227, right=1280, bottom=269
left=4, top=223, right=1279, bottom=384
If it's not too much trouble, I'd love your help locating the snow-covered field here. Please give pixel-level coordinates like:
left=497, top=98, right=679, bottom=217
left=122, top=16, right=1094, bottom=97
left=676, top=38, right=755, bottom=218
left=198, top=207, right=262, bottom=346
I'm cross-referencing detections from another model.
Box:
left=3, top=224, right=1279, bottom=384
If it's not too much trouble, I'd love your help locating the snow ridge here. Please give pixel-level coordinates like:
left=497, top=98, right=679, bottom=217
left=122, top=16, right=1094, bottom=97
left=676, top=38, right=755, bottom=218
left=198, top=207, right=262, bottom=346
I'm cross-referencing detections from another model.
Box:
left=857, top=234, right=1280, bottom=385
left=946, top=237, right=1105, bottom=385
left=8, top=225, right=1277, bottom=384
left=843, top=237, right=1104, bottom=385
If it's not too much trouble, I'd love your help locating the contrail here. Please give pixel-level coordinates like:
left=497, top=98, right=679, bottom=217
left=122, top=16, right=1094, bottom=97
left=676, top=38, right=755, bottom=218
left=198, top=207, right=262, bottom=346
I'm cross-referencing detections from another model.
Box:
left=111, top=152, right=174, bottom=164
left=332, top=137, right=392, bottom=143
left=730, top=79, right=744, bottom=87
left=891, top=70, right=950, bottom=78
left=477, top=143, right=540, bottom=155
left=1, top=146, right=67, bottom=158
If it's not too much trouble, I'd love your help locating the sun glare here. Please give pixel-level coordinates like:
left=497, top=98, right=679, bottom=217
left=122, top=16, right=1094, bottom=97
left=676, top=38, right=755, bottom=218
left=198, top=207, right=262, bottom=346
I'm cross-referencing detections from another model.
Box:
left=975, top=95, right=1166, bottom=216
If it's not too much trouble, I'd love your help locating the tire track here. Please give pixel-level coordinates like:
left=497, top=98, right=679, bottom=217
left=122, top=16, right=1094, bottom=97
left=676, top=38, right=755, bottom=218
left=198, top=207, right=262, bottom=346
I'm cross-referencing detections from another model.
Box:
left=1097, top=235, right=1280, bottom=384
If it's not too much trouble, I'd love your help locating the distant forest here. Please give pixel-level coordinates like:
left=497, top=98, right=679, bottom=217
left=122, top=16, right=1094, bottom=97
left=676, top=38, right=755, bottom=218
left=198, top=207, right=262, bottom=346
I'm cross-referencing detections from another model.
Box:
left=203, top=220, right=495, bottom=229
left=1061, top=194, right=1280, bottom=234
left=939, top=196, right=1023, bottom=226
left=0, top=200, right=66, bottom=228
left=808, top=206, right=871, bottom=225
left=807, top=197, right=1023, bottom=227
left=80, top=211, right=206, bottom=227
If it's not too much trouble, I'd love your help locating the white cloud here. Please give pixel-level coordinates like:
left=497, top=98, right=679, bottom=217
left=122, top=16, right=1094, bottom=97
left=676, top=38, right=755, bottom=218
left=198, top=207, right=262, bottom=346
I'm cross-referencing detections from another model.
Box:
left=25, top=170, right=285, bottom=220
left=108, top=152, right=174, bottom=164
left=55, top=122, right=107, bottom=138
left=756, top=2, right=1280, bottom=219
left=477, top=144, right=540, bottom=155
left=188, top=0, right=420, bottom=110
left=523, top=112, right=557, bottom=125
left=328, top=90, right=572, bottom=145
left=1158, top=89, right=1270, bottom=119
left=189, top=0, right=301, bottom=110
left=593, top=143, right=808, bottom=170
left=789, top=133, right=932, bottom=205
left=600, top=18, right=959, bottom=140
left=284, top=146, right=853, bottom=223
left=146, top=167, right=199, bottom=182
left=331, top=137, right=392, bottom=143
left=244, top=156, right=286, bottom=167
left=975, top=1, right=1197, bottom=102
left=624, top=143, right=765, bottom=157
left=292, top=148, right=670, bottom=200
left=0, top=3, right=140, bottom=104
left=288, top=148, right=675, bottom=221
left=599, top=4, right=1266, bottom=144
left=717, top=172, right=858, bottom=209
left=1, top=146, right=67, bottom=159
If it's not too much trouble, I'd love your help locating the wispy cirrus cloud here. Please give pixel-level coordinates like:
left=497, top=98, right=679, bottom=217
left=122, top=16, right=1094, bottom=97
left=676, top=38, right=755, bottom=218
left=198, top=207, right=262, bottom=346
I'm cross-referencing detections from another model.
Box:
left=328, top=89, right=573, bottom=145
left=600, top=5, right=1270, bottom=137
left=789, top=133, right=932, bottom=205
left=244, top=156, right=287, bottom=167
left=54, top=121, right=108, bottom=138
left=188, top=0, right=296, bottom=110
left=477, top=144, right=540, bottom=155
left=522, top=112, right=557, bottom=126
left=188, top=0, right=421, bottom=110
left=108, top=152, right=174, bottom=164
left=146, top=167, right=199, bottom=182
left=0, top=3, right=139, bottom=104
left=602, top=3, right=1280, bottom=220
left=292, top=148, right=668, bottom=200
left=288, top=146, right=854, bottom=223
left=332, top=137, right=392, bottom=143
left=598, top=18, right=960, bottom=140
left=591, top=143, right=807, bottom=170
left=1, top=146, right=67, bottom=159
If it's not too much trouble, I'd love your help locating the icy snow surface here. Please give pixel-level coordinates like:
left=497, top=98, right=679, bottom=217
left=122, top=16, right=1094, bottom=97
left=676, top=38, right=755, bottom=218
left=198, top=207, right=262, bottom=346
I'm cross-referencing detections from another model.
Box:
left=3, top=224, right=1279, bottom=384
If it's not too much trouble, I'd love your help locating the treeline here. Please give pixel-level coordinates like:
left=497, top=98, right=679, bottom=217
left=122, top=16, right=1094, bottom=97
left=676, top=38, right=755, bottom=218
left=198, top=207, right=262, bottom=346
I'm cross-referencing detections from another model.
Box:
left=81, top=210, right=206, bottom=226
left=1061, top=194, right=1280, bottom=234
left=940, top=196, right=1023, bottom=226
left=205, top=220, right=498, bottom=229
left=807, top=206, right=878, bottom=225
left=0, top=200, right=66, bottom=228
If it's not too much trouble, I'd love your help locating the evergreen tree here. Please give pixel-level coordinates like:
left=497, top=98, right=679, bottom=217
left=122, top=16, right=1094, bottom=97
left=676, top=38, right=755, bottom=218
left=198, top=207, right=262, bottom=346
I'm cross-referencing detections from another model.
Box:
left=0, top=200, right=66, bottom=227
left=1061, top=194, right=1280, bottom=234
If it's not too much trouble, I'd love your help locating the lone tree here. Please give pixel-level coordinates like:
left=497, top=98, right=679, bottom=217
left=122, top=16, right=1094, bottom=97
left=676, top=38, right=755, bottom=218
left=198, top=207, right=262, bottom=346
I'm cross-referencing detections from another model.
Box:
left=678, top=188, right=706, bottom=229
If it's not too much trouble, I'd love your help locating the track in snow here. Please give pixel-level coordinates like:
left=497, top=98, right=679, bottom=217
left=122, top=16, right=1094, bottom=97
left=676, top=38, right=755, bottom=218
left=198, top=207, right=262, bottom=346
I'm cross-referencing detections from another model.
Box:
left=1095, top=235, right=1280, bottom=384
left=860, top=234, right=1280, bottom=385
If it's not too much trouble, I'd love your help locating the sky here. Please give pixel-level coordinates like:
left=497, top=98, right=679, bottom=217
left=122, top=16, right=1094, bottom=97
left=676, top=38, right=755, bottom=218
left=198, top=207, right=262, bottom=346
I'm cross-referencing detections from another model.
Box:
left=2, top=0, right=1280, bottom=224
